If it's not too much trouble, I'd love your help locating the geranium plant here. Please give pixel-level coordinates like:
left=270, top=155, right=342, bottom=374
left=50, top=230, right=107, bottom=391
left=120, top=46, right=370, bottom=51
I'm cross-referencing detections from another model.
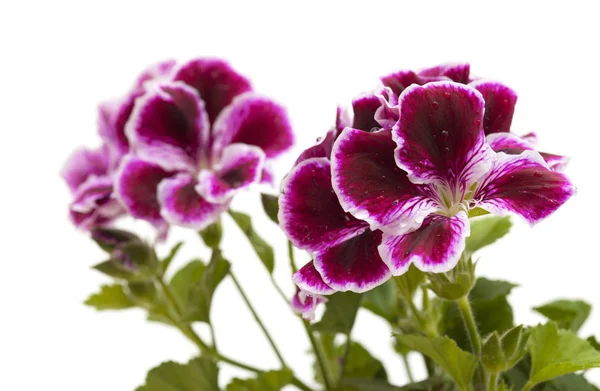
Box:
left=64, top=60, right=599, bottom=391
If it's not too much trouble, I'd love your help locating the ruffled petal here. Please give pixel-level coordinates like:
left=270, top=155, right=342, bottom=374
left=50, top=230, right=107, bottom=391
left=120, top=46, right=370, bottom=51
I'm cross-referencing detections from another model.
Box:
left=486, top=133, right=569, bottom=171
left=381, top=63, right=470, bottom=96
left=474, top=151, right=575, bottom=224
left=352, top=94, right=382, bottom=131
left=291, top=288, right=326, bottom=321
left=61, top=146, right=109, bottom=193
left=314, top=230, right=391, bottom=293
left=196, top=144, right=265, bottom=203
left=98, top=92, right=141, bottom=167
left=294, top=127, right=339, bottom=164
left=394, top=82, right=492, bottom=186
left=539, top=152, right=570, bottom=171
left=374, top=87, right=400, bottom=130
left=127, top=82, right=208, bottom=172
left=292, top=261, right=335, bottom=295
left=157, top=173, right=228, bottom=230
left=379, top=212, right=469, bottom=274
left=331, top=128, right=437, bottom=234
left=211, top=93, right=293, bottom=159
left=115, top=156, right=172, bottom=227
left=69, top=175, right=125, bottom=230
left=470, top=81, right=518, bottom=135
left=419, top=63, right=471, bottom=84
left=173, top=58, right=252, bottom=124
left=381, top=70, right=424, bottom=96
left=279, top=157, right=368, bottom=252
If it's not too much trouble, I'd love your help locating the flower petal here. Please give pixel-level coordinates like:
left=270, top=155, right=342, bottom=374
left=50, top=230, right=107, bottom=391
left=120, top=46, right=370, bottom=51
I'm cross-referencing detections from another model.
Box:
left=294, top=127, right=339, bottom=164
left=352, top=94, right=382, bottom=131
left=539, top=152, right=570, bottom=171
left=173, top=58, right=252, bottom=124
left=486, top=133, right=569, bottom=171
left=374, top=86, right=400, bottom=130
left=279, top=157, right=368, bottom=252
left=470, top=81, right=518, bottom=135
left=474, top=151, right=575, bottom=224
left=381, top=70, right=423, bottom=96
left=196, top=144, right=265, bottom=203
left=314, top=230, right=391, bottom=293
left=292, top=261, right=335, bottom=295
left=379, top=212, right=469, bottom=274
left=291, top=288, right=326, bottom=321
left=127, top=82, right=208, bottom=172
left=61, top=146, right=109, bottom=193
left=419, top=63, right=471, bottom=83
left=69, top=175, right=125, bottom=230
left=115, top=155, right=172, bottom=227
left=331, top=127, right=437, bottom=234
left=211, top=93, right=293, bottom=159
left=394, top=82, right=492, bottom=186
left=157, top=173, right=228, bottom=230
left=134, top=59, right=177, bottom=89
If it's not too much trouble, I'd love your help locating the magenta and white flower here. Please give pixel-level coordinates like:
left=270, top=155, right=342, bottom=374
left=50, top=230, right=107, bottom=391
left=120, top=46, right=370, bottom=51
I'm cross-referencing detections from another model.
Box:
left=379, top=63, right=569, bottom=170
left=332, top=82, right=575, bottom=275
left=291, top=287, right=327, bottom=321
left=116, top=59, right=293, bottom=232
left=61, top=146, right=126, bottom=229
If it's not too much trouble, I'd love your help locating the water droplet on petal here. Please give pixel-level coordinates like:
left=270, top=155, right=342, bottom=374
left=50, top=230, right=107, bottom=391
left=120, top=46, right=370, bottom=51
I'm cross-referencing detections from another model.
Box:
left=393, top=200, right=399, bottom=205
left=444, top=92, right=451, bottom=99
left=533, top=171, right=543, bottom=178
left=441, top=130, right=449, bottom=139
left=404, top=251, right=411, bottom=257
left=444, top=147, right=450, bottom=153
left=474, top=119, right=481, bottom=127
left=432, top=101, right=439, bottom=109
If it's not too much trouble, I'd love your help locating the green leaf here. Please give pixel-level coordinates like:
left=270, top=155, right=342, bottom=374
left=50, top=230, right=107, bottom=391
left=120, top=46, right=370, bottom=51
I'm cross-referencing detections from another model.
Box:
left=261, top=193, right=280, bottom=224
left=160, top=242, right=183, bottom=276
left=587, top=336, right=600, bottom=352
left=199, top=219, right=223, bottom=249
left=341, top=377, right=455, bottom=391
left=465, top=215, right=511, bottom=254
left=395, top=334, right=477, bottom=390
left=533, top=299, right=591, bottom=332
left=526, top=322, right=600, bottom=388
left=92, top=259, right=136, bottom=280
left=540, top=374, right=599, bottom=391
left=362, top=279, right=402, bottom=323
left=439, top=278, right=517, bottom=351
left=394, top=265, right=425, bottom=298
left=314, top=291, right=362, bottom=334
left=184, top=250, right=231, bottom=322
left=136, top=357, right=219, bottom=391
left=84, top=284, right=135, bottom=310
left=229, top=210, right=274, bottom=273
left=226, top=369, right=293, bottom=391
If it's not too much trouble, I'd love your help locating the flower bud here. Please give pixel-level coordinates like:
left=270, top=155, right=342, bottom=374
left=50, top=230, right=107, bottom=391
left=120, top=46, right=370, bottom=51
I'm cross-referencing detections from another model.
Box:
left=113, top=241, right=158, bottom=271
left=482, top=326, right=530, bottom=373
left=428, top=256, right=476, bottom=300
left=91, top=227, right=141, bottom=253
left=482, top=332, right=504, bottom=372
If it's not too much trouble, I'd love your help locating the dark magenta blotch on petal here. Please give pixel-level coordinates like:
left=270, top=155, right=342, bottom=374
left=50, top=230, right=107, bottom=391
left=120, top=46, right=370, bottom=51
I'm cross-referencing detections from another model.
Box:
left=173, top=59, right=252, bottom=124
left=394, top=82, right=488, bottom=185
left=115, top=156, right=172, bottom=226
left=379, top=213, right=469, bottom=274
left=475, top=152, right=575, bottom=224
left=279, top=158, right=368, bottom=252
left=314, top=230, right=391, bottom=293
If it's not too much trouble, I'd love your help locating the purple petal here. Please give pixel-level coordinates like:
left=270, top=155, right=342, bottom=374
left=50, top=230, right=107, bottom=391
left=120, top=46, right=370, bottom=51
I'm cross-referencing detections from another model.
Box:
left=127, top=83, right=208, bottom=172
left=539, top=152, right=570, bottom=171
left=379, top=212, right=469, bottom=274
left=291, top=288, right=326, bottom=321
left=98, top=92, right=141, bottom=167
left=134, top=59, right=177, bottom=89
left=279, top=157, right=368, bottom=252
left=487, top=133, right=569, bottom=171
left=61, top=146, right=109, bottom=193
left=475, top=151, right=575, bottom=224
left=352, top=93, right=382, bottom=131
left=211, top=93, right=293, bottom=159
left=292, top=261, right=335, bottom=295
left=69, top=175, right=125, bottom=230
left=314, top=230, right=391, bottom=293
left=294, top=127, right=340, bottom=164
left=173, top=58, right=252, bottom=124
left=115, top=155, right=172, bottom=227
left=374, top=87, right=400, bottom=130
left=381, top=70, right=423, bottom=96
left=420, top=63, right=471, bottom=83
left=260, top=164, right=275, bottom=185
left=393, top=82, right=492, bottom=186
left=331, top=128, right=437, bottom=234
left=470, top=81, right=518, bottom=135
left=157, top=173, right=228, bottom=230
left=196, top=144, right=265, bottom=203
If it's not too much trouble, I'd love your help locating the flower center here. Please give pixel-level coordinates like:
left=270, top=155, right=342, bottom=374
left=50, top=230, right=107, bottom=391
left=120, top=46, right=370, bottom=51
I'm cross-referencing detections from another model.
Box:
left=435, top=181, right=478, bottom=217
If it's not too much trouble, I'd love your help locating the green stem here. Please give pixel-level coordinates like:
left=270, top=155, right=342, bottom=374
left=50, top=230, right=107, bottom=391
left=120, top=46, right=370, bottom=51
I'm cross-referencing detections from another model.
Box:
left=288, top=240, right=298, bottom=273
left=303, top=320, right=334, bottom=391
left=487, top=373, right=498, bottom=391
left=456, top=296, right=482, bottom=355
left=522, top=382, right=535, bottom=391
left=229, top=270, right=288, bottom=369
left=209, top=322, right=217, bottom=350
left=401, top=354, right=415, bottom=383
left=338, top=333, right=353, bottom=384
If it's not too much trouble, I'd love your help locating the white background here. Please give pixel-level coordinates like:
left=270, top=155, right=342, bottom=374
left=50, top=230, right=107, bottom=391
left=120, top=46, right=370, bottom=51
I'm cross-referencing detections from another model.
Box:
left=1, top=1, right=599, bottom=390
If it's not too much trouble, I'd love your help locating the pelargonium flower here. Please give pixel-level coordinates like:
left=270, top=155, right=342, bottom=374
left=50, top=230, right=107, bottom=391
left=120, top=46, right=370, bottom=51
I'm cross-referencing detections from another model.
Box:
left=332, top=82, right=575, bottom=274
left=116, top=59, right=293, bottom=232
left=291, top=287, right=326, bottom=321
left=280, top=97, right=395, bottom=293
left=61, top=146, right=126, bottom=229
left=378, top=63, right=568, bottom=171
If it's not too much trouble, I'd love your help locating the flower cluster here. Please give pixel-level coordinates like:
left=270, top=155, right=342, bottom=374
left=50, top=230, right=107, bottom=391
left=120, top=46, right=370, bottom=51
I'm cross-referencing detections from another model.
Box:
left=279, top=63, right=575, bottom=317
left=62, top=59, right=293, bottom=236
